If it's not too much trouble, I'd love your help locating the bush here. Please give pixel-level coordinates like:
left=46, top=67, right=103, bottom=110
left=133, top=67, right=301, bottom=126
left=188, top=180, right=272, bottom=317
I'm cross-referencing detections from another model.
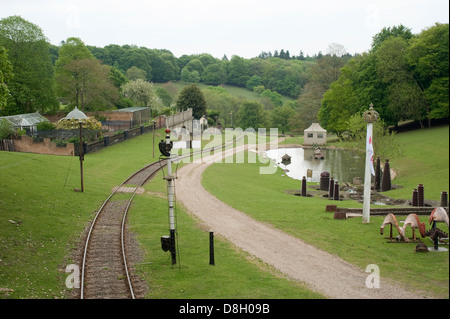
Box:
left=0, top=118, right=14, bottom=139
left=36, top=121, right=55, bottom=131
left=56, top=117, right=102, bottom=130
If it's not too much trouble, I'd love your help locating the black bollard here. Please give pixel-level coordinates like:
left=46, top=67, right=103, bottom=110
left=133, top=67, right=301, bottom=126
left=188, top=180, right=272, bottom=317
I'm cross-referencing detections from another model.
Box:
left=381, top=159, right=391, bottom=192
left=440, top=191, right=448, bottom=207
left=334, top=182, right=340, bottom=201
left=375, top=157, right=381, bottom=191
left=329, top=177, right=334, bottom=199
left=412, top=189, right=418, bottom=206
left=418, top=184, right=424, bottom=207
left=301, top=176, right=307, bottom=197
left=209, top=231, right=215, bottom=265
left=320, top=171, right=330, bottom=191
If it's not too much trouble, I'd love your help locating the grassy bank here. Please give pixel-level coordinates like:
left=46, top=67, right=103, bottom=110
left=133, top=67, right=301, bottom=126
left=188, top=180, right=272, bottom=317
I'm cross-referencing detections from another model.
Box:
left=0, top=129, right=166, bottom=298
left=1, top=125, right=448, bottom=299
left=0, top=129, right=322, bottom=299
left=201, top=125, right=449, bottom=298
left=128, top=172, right=323, bottom=299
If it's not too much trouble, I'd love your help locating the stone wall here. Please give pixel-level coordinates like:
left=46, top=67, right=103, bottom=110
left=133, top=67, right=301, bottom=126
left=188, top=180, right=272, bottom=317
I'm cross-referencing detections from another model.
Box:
left=166, top=108, right=193, bottom=132
left=13, top=135, right=75, bottom=156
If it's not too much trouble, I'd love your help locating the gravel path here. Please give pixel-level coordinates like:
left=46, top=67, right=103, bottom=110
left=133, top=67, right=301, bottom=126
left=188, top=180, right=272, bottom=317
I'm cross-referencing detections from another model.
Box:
left=175, top=148, right=428, bottom=299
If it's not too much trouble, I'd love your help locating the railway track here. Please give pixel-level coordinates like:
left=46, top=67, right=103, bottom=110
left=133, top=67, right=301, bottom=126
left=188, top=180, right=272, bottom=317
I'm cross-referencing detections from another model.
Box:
left=79, top=134, right=247, bottom=299
left=80, top=160, right=166, bottom=299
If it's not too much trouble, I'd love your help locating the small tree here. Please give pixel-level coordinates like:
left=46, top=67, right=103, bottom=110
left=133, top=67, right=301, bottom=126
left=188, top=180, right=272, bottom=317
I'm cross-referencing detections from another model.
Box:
left=121, top=79, right=155, bottom=108
left=0, top=118, right=14, bottom=139
left=343, top=113, right=400, bottom=159
left=176, top=84, right=207, bottom=119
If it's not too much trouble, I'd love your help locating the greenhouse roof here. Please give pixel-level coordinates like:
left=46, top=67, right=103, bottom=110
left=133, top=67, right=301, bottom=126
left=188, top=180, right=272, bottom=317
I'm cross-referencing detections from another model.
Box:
left=64, top=107, right=88, bottom=120
left=0, top=112, right=48, bottom=128
left=112, top=107, right=150, bottom=113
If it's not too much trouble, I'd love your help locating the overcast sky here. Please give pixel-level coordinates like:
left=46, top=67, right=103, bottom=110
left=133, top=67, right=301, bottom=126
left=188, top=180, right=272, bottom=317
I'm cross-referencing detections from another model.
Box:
left=1, top=0, right=449, bottom=59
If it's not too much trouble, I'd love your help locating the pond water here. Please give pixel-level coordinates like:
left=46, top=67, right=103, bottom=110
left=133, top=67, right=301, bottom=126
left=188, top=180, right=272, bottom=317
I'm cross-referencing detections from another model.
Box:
left=265, top=147, right=365, bottom=184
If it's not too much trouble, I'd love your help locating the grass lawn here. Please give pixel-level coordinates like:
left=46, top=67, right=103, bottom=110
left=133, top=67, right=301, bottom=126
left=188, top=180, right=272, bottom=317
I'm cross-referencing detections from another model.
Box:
left=0, top=128, right=322, bottom=299
left=128, top=171, right=322, bottom=299
left=201, top=125, right=449, bottom=298
left=0, top=125, right=448, bottom=299
left=0, top=129, right=166, bottom=298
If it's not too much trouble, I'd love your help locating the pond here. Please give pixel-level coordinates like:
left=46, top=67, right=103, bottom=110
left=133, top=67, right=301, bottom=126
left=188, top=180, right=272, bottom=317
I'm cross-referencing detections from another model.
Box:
left=265, top=147, right=365, bottom=184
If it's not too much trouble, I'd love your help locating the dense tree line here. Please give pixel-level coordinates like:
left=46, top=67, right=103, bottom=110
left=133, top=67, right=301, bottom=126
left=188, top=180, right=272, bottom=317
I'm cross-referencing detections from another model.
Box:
left=1, top=15, right=447, bottom=136
left=319, top=23, right=449, bottom=135
left=86, top=46, right=314, bottom=98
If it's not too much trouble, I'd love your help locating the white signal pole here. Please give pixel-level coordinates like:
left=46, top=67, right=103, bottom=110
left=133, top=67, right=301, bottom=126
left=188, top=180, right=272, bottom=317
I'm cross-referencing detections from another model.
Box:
left=163, top=128, right=177, bottom=264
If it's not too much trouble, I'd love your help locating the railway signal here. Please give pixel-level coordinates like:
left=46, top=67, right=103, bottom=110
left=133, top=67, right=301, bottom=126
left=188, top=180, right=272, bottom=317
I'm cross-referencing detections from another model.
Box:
left=159, top=129, right=177, bottom=265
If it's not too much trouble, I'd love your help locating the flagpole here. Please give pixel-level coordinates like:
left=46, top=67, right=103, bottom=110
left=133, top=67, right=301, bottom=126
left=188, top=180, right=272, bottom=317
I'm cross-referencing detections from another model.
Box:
left=362, top=104, right=379, bottom=224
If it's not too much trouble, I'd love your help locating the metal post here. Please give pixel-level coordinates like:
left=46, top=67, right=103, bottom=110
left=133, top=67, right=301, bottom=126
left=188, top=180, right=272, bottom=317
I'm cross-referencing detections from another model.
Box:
left=381, top=160, right=391, bottom=192
left=329, top=177, right=334, bottom=199
left=301, top=176, right=307, bottom=197
left=79, top=121, right=84, bottom=192
left=164, top=129, right=176, bottom=265
left=375, top=157, right=381, bottom=191
left=441, top=191, right=448, bottom=207
left=418, top=184, right=424, bottom=207
left=209, top=231, right=215, bottom=265
left=152, top=120, right=156, bottom=158
left=412, top=189, right=419, bottom=206
left=334, top=182, right=340, bottom=201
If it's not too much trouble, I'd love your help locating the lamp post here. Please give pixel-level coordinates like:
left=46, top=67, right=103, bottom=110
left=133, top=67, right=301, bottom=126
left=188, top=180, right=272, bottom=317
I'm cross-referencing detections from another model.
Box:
left=152, top=120, right=156, bottom=158
left=79, top=120, right=84, bottom=192
left=63, top=107, right=87, bottom=192
left=362, top=104, right=379, bottom=223
left=230, top=112, right=233, bottom=129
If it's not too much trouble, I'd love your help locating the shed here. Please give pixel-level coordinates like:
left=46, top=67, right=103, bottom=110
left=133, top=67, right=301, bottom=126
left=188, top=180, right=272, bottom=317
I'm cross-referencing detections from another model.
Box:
left=0, top=112, right=48, bottom=133
left=109, top=107, right=151, bottom=129
left=304, top=123, right=327, bottom=145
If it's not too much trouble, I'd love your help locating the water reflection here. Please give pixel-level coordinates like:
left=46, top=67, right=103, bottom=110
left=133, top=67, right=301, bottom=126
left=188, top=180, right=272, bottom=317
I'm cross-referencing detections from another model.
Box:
left=265, top=147, right=365, bottom=184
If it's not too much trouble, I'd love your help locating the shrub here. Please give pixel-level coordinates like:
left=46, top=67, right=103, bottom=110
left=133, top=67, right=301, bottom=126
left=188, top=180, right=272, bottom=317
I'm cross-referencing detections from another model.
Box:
left=36, top=121, right=55, bottom=131
left=0, top=118, right=14, bottom=139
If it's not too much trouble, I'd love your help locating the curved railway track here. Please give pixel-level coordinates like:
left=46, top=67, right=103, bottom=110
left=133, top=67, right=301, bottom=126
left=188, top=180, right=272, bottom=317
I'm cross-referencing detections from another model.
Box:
left=79, top=135, right=245, bottom=299
left=80, top=160, right=166, bottom=299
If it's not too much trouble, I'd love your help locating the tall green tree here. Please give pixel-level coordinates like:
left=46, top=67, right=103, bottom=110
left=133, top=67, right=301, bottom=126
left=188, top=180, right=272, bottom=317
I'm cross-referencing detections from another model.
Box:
left=0, top=16, right=58, bottom=114
left=407, top=23, right=449, bottom=122
left=55, top=38, right=119, bottom=111
left=55, top=37, right=94, bottom=69
left=228, top=55, right=250, bottom=87
left=0, top=46, right=13, bottom=112
left=271, top=104, right=296, bottom=134
left=376, top=37, right=428, bottom=125
left=202, top=63, right=227, bottom=85
left=319, top=75, right=359, bottom=136
left=56, top=58, right=118, bottom=111
left=176, top=84, right=207, bottom=119
left=238, top=101, right=266, bottom=129
left=370, top=24, right=414, bottom=52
